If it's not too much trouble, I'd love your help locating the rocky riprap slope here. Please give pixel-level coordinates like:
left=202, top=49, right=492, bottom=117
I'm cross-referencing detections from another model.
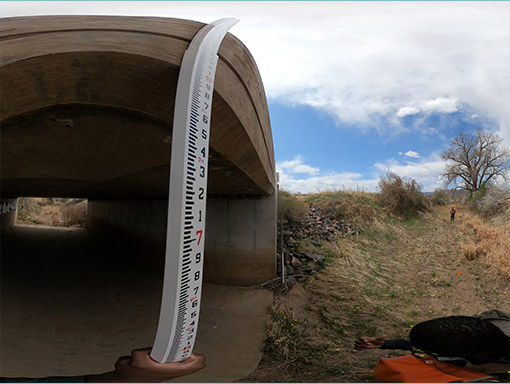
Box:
left=277, top=206, right=359, bottom=281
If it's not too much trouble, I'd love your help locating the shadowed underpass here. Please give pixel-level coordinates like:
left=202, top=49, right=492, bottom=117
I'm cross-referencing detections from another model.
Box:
left=1, top=225, right=162, bottom=376
left=0, top=225, right=271, bottom=382
left=1, top=15, right=277, bottom=381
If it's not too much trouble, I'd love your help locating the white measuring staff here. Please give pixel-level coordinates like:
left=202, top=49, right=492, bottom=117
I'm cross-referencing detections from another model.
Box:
left=151, top=18, right=239, bottom=364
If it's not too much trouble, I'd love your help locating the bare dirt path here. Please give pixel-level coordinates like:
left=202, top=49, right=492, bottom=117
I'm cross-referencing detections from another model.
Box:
left=242, top=205, right=510, bottom=382
left=391, top=205, right=509, bottom=319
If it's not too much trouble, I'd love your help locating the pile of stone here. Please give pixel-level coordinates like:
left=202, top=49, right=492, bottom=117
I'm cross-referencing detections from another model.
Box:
left=276, top=206, right=359, bottom=279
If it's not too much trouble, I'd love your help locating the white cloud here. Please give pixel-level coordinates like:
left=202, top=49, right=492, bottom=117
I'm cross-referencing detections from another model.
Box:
left=239, top=3, right=509, bottom=139
left=278, top=155, right=319, bottom=176
left=471, top=114, right=479, bottom=119
left=422, top=97, right=459, bottom=114
left=279, top=170, right=378, bottom=194
left=397, top=97, right=459, bottom=119
left=276, top=156, right=378, bottom=193
left=2, top=2, right=508, bottom=141
left=375, top=153, right=447, bottom=191
left=1, top=2, right=509, bottom=146
left=277, top=153, right=448, bottom=193
left=397, top=106, right=421, bottom=118
left=404, top=150, right=420, bottom=159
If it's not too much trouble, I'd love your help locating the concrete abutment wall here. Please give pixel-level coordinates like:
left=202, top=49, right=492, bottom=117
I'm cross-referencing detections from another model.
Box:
left=204, top=193, right=277, bottom=285
left=0, top=198, right=18, bottom=230
left=87, top=195, right=276, bottom=286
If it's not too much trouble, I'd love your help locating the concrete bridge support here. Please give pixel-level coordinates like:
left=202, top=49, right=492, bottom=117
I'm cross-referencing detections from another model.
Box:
left=1, top=15, right=277, bottom=381
left=1, top=16, right=277, bottom=286
left=87, top=194, right=276, bottom=285
left=0, top=16, right=276, bottom=382
left=204, top=195, right=277, bottom=285
left=0, top=198, right=17, bottom=230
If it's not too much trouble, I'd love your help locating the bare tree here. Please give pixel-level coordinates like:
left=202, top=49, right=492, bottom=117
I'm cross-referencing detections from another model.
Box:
left=441, top=129, right=509, bottom=195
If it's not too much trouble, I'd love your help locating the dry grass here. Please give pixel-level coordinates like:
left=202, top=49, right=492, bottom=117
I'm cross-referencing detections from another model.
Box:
left=429, top=189, right=449, bottom=206
left=460, top=212, right=510, bottom=278
left=303, top=191, right=382, bottom=228
left=61, top=201, right=87, bottom=226
left=279, top=189, right=309, bottom=224
left=17, top=198, right=87, bottom=227
left=252, top=192, right=423, bottom=382
left=489, top=197, right=510, bottom=232
left=263, top=303, right=327, bottom=365
left=248, top=194, right=510, bottom=383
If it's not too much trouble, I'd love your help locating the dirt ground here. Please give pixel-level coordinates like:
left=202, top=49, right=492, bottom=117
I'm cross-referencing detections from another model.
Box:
left=1, top=206, right=508, bottom=382
left=241, top=205, right=510, bottom=382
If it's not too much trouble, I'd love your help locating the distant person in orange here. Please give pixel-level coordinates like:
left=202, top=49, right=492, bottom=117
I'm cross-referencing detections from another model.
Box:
left=450, top=207, right=456, bottom=222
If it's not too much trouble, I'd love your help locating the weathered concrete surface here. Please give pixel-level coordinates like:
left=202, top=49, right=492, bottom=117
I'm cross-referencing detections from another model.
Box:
left=87, top=196, right=277, bottom=285
left=205, top=194, right=278, bottom=285
left=0, top=198, right=17, bottom=230
left=0, top=16, right=275, bottom=198
left=0, top=225, right=272, bottom=381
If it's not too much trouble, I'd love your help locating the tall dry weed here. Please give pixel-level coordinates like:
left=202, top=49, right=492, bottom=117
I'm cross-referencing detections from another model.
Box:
left=378, top=172, right=429, bottom=217
left=61, top=201, right=87, bottom=227
left=17, top=198, right=87, bottom=227
left=460, top=213, right=510, bottom=278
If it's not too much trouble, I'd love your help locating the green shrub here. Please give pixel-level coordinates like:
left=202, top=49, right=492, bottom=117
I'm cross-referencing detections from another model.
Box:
left=378, top=172, right=429, bottom=217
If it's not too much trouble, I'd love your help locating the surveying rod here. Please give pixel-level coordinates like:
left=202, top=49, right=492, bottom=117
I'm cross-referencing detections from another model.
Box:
left=151, top=18, right=239, bottom=364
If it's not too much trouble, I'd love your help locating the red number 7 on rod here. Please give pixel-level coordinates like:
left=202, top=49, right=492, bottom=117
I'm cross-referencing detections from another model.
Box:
left=196, top=230, right=203, bottom=245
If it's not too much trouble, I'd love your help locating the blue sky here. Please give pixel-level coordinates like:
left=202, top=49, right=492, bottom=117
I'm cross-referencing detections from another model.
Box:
left=2, top=1, right=509, bottom=193
left=270, top=101, right=499, bottom=193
